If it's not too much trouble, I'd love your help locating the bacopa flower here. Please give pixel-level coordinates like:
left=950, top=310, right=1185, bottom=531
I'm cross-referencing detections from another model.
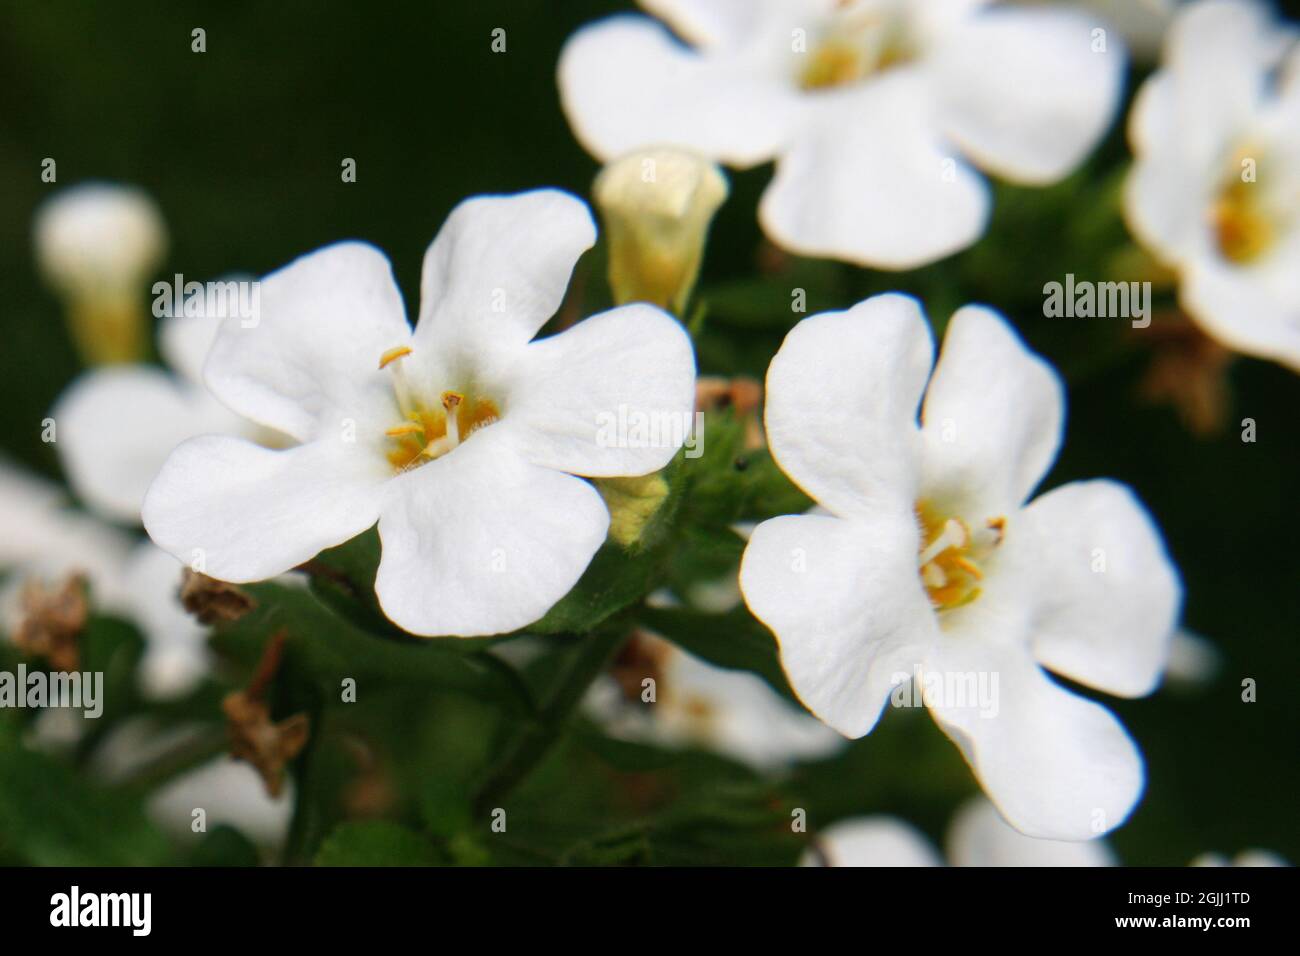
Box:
left=0, top=458, right=207, bottom=699
left=586, top=630, right=843, bottom=770
left=1125, top=0, right=1300, bottom=370
left=142, top=190, right=696, bottom=638
left=802, top=796, right=1115, bottom=867
left=739, top=294, right=1181, bottom=840
left=559, top=0, right=1125, bottom=268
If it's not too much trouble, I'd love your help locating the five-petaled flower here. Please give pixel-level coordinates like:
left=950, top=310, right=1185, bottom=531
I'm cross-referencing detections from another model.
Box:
left=739, top=293, right=1181, bottom=840
left=142, top=190, right=696, bottom=638
left=1125, top=0, right=1300, bottom=371
left=560, top=0, right=1125, bottom=268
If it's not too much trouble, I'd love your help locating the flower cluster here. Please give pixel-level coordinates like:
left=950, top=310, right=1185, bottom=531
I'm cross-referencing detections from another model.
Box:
left=2, top=0, right=1292, bottom=869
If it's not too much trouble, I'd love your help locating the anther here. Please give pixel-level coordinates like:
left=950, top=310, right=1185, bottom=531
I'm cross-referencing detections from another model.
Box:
left=919, top=518, right=967, bottom=567
left=379, top=345, right=415, bottom=418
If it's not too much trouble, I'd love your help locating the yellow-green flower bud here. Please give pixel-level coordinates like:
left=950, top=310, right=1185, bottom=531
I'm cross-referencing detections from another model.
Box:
left=34, top=183, right=167, bottom=365
left=594, top=148, right=727, bottom=317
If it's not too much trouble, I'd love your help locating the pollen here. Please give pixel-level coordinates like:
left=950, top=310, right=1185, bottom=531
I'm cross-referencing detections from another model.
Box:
left=799, top=9, right=915, bottom=91
left=915, top=502, right=1004, bottom=613
left=1210, top=147, right=1291, bottom=265
left=376, top=349, right=500, bottom=473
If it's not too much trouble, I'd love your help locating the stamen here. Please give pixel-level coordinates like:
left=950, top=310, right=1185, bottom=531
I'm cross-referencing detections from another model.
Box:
left=986, top=516, right=1006, bottom=545
left=918, top=518, right=967, bottom=567
left=441, top=391, right=464, bottom=447
left=378, top=345, right=412, bottom=369
left=385, top=423, right=424, bottom=438
left=380, top=345, right=415, bottom=418
left=921, top=563, right=947, bottom=589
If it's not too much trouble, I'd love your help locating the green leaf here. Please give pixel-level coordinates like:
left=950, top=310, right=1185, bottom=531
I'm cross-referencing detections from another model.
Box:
left=315, top=820, right=440, bottom=866
left=0, top=736, right=172, bottom=866
left=216, top=582, right=534, bottom=715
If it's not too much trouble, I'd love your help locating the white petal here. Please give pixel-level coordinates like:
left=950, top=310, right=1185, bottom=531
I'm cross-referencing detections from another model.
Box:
left=1231, top=850, right=1291, bottom=867
left=158, top=308, right=226, bottom=386
left=935, top=7, right=1125, bottom=184
left=1181, top=253, right=1300, bottom=372
left=506, top=303, right=696, bottom=477
left=1017, top=480, right=1181, bottom=698
left=0, top=457, right=135, bottom=622
left=558, top=15, right=799, bottom=166
left=148, top=757, right=293, bottom=847
left=412, top=190, right=596, bottom=361
left=142, top=435, right=388, bottom=583
left=597, top=632, right=844, bottom=770
left=759, top=78, right=991, bottom=269
left=374, top=428, right=609, bottom=637
left=656, top=640, right=844, bottom=769
left=1161, top=0, right=1295, bottom=158
left=926, top=638, right=1144, bottom=840
left=920, top=306, right=1064, bottom=517
left=739, top=511, right=936, bottom=738
left=53, top=367, right=241, bottom=525
left=764, top=294, right=933, bottom=519
left=122, top=544, right=211, bottom=700
left=1123, top=95, right=1215, bottom=264
left=640, top=0, right=777, bottom=47
left=946, top=796, right=1115, bottom=867
left=802, top=817, right=943, bottom=867
left=204, top=242, right=410, bottom=443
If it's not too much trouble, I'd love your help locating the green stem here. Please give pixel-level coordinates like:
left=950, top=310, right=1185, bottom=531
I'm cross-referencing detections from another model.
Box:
left=118, top=727, right=228, bottom=795
left=472, top=627, right=627, bottom=813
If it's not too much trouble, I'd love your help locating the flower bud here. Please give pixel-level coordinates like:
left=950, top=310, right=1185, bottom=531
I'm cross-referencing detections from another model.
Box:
left=33, top=182, right=167, bottom=365
left=593, top=148, right=727, bottom=317
left=596, top=471, right=671, bottom=550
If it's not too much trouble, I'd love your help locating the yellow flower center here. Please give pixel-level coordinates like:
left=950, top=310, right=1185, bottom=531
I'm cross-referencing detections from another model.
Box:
left=915, top=502, right=1005, bottom=613
left=799, top=6, right=915, bottom=91
left=378, top=346, right=499, bottom=473
left=1211, top=146, right=1294, bottom=265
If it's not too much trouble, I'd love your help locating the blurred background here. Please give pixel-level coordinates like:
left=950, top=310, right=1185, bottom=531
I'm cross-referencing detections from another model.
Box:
left=0, top=0, right=1296, bottom=865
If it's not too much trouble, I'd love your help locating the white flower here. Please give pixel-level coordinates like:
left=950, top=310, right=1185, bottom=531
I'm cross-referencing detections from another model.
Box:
left=559, top=0, right=1125, bottom=269
left=0, top=456, right=134, bottom=628
left=148, top=757, right=293, bottom=849
left=33, top=182, right=167, bottom=364
left=142, top=190, right=696, bottom=638
left=1125, top=0, right=1300, bottom=370
left=93, top=720, right=292, bottom=849
left=1071, top=0, right=1182, bottom=61
left=739, top=294, right=1181, bottom=840
left=0, top=457, right=210, bottom=700
left=586, top=631, right=844, bottom=770
left=53, top=298, right=255, bottom=524
left=802, top=796, right=1115, bottom=866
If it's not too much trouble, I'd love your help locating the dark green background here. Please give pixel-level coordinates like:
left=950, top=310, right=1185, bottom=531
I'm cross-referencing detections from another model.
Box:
left=0, top=1, right=1295, bottom=865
